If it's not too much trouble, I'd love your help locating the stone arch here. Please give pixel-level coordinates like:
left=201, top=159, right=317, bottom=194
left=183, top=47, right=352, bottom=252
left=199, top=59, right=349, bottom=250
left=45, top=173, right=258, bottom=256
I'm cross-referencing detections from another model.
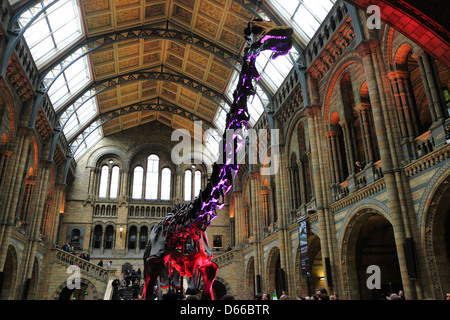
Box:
left=337, top=198, right=392, bottom=247
left=0, top=245, right=19, bottom=300
left=284, top=111, right=306, bottom=159
left=86, top=145, right=128, bottom=169
left=421, top=165, right=450, bottom=299
left=417, top=161, right=450, bottom=231
left=322, top=53, right=364, bottom=123
left=294, top=229, right=321, bottom=296
left=340, top=207, right=401, bottom=300
left=53, top=278, right=99, bottom=300
left=245, top=256, right=255, bottom=299
left=212, top=276, right=232, bottom=299
left=393, top=42, right=432, bottom=135
left=265, top=246, right=281, bottom=297
left=26, top=256, right=40, bottom=300
left=380, top=25, right=396, bottom=70
left=127, top=142, right=177, bottom=169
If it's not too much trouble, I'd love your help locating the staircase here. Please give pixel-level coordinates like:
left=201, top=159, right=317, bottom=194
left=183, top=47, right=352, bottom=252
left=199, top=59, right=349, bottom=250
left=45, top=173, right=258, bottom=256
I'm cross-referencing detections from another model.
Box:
left=36, top=248, right=115, bottom=299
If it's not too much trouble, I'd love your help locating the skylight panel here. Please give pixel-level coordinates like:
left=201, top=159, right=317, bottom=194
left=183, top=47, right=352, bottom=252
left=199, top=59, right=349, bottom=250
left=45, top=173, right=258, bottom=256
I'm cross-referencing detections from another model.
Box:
left=73, top=126, right=103, bottom=160
left=268, top=0, right=336, bottom=44
left=48, top=55, right=92, bottom=110
left=63, top=99, right=98, bottom=140
left=22, top=0, right=84, bottom=68
left=204, top=130, right=221, bottom=161
left=214, top=108, right=227, bottom=133
left=247, top=95, right=264, bottom=126
left=294, top=6, right=320, bottom=38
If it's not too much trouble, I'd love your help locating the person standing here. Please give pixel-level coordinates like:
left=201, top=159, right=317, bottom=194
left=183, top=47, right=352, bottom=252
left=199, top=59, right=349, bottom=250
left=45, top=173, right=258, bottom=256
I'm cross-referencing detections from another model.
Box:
left=119, top=277, right=127, bottom=300
left=132, top=279, right=140, bottom=300
left=112, top=277, right=120, bottom=299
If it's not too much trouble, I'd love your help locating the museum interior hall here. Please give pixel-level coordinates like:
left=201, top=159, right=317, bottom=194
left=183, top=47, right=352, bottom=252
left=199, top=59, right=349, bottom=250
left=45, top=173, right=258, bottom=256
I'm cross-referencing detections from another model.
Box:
left=0, top=0, right=449, bottom=301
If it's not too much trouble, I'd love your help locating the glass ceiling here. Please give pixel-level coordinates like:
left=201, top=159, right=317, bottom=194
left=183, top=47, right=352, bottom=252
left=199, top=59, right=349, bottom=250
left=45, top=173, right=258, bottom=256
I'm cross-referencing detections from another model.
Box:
left=17, top=0, right=336, bottom=162
left=21, top=0, right=84, bottom=69
left=268, top=0, right=337, bottom=46
left=18, top=0, right=102, bottom=160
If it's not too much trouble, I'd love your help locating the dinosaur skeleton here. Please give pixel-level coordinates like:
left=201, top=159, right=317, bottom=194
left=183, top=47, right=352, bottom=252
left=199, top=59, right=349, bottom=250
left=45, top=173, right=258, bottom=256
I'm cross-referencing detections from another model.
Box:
left=142, top=19, right=293, bottom=300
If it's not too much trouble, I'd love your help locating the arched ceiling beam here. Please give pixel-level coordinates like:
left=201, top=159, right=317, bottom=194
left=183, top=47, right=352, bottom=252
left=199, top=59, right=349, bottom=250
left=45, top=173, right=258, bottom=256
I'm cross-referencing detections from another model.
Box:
left=27, top=24, right=241, bottom=128
left=37, top=23, right=243, bottom=93
left=0, top=0, right=60, bottom=77
left=54, top=67, right=232, bottom=128
left=68, top=96, right=215, bottom=145
left=68, top=99, right=215, bottom=158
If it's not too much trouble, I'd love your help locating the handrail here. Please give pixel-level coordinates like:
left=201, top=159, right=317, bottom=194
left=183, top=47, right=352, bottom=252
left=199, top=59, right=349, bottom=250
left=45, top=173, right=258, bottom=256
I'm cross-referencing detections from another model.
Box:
left=55, top=249, right=112, bottom=282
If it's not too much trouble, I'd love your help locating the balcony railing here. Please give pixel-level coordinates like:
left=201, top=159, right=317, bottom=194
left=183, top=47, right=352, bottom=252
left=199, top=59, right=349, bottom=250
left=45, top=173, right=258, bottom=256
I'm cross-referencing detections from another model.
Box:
left=55, top=249, right=112, bottom=282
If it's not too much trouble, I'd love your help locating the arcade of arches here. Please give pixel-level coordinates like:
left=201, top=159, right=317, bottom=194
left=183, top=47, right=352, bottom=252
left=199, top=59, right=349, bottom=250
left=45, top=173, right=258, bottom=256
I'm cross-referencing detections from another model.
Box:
left=0, top=0, right=449, bottom=301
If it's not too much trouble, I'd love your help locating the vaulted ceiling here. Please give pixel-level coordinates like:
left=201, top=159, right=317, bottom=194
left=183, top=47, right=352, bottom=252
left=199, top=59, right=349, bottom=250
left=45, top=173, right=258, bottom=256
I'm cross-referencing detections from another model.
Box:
left=8, top=0, right=337, bottom=160
left=82, top=0, right=252, bottom=137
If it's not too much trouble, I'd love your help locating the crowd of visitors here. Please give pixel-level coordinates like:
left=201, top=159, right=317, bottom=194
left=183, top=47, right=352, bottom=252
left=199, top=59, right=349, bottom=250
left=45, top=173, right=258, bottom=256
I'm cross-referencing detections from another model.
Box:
left=252, top=288, right=409, bottom=300
left=111, top=269, right=143, bottom=300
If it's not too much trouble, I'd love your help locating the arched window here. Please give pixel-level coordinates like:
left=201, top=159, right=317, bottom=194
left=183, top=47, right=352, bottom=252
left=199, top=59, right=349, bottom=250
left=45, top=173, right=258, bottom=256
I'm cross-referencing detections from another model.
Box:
left=160, top=168, right=171, bottom=200
left=98, top=165, right=109, bottom=198
left=109, top=166, right=120, bottom=199
left=128, top=226, right=137, bottom=250
left=132, top=166, right=144, bottom=199
left=145, top=154, right=159, bottom=200
left=184, top=170, right=192, bottom=201
left=139, top=227, right=148, bottom=250
left=104, top=225, right=114, bottom=249
left=93, top=225, right=102, bottom=249
left=194, top=170, right=202, bottom=198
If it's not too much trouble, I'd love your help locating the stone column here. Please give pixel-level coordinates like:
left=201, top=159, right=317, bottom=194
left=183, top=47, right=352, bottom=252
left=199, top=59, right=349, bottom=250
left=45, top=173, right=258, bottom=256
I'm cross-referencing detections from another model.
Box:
left=249, top=172, right=262, bottom=290
left=49, top=183, right=65, bottom=244
left=325, top=131, right=338, bottom=186
left=357, top=40, right=419, bottom=299
left=92, top=167, right=100, bottom=200
left=296, top=159, right=306, bottom=206
left=0, top=149, right=12, bottom=186
left=305, top=105, right=332, bottom=293
left=120, top=168, right=128, bottom=200
left=87, top=167, right=95, bottom=199
left=356, top=103, right=376, bottom=164
left=339, top=119, right=355, bottom=176
left=414, top=51, right=448, bottom=146
left=20, top=160, right=51, bottom=299
left=0, top=132, right=30, bottom=273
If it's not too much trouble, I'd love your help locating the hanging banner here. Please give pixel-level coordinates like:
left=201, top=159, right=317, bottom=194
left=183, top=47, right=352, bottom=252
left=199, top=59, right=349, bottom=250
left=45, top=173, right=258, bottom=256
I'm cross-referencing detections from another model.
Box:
left=298, top=218, right=310, bottom=277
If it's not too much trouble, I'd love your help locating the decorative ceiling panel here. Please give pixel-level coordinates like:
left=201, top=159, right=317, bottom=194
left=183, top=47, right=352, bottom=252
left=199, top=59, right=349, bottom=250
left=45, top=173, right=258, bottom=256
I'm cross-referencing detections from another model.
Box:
left=80, top=0, right=253, bottom=136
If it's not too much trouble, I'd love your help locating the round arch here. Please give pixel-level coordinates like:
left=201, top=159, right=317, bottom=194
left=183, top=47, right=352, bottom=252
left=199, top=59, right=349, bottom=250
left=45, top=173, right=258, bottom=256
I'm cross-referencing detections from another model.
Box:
left=420, top=165, right=450, bottom=299
left=245, top=256, right=255, bottom=299
left=294, top=230, right=322, bottom=297
left=321, top=53, right=364, bottom=124
left=212, top=276, right=232, bottom=300
left=340, top=208, right=401, bottom=300
left=86, top=146, right=127, bottom=169
left=53, top=278, right=99, bottom=300
left=25, top=257, right=40, bottom=300
left=0, top=245, right=19, bottom=300
left=265, top=246, right=281, bottom=298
